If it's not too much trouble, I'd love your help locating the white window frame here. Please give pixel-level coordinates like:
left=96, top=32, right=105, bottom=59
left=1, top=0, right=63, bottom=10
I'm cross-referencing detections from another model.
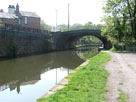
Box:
left=24, top=17, right=28, bottom=24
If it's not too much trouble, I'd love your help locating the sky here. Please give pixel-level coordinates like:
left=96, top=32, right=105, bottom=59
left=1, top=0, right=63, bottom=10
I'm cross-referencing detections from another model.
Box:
left=0, top=0, right=105, bottom=26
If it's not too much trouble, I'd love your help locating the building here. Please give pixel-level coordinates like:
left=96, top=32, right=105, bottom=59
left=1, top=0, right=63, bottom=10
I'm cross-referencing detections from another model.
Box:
left=0, top=4, right=40, bottom=29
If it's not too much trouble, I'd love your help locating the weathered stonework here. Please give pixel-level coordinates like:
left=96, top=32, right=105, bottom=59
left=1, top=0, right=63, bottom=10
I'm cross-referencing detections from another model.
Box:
left=0, top=29, right=50, bottom=58
left=53, top=30, right=112, bottom=50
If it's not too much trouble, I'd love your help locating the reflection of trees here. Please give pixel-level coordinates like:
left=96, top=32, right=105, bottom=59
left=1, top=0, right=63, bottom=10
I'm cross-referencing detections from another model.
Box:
left=76, top=47, right=99, bottom=60
left=0, top=51, right=84, bottom=93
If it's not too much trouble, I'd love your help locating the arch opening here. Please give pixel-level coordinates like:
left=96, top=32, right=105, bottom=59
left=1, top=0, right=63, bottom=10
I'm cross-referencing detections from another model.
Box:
left=62, top=35, right=104, bottom=50
left=75, top=35, right=103, bottom=49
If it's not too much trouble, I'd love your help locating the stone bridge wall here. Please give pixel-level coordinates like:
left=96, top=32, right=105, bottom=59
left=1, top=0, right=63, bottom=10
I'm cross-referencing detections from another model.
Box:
left=52, top=30, right=112, bottom=50
left=0, top=29, right=50, bottom=58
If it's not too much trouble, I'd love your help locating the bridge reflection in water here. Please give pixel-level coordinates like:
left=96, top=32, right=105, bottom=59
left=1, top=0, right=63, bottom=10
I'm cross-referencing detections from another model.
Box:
left=0, top=51, right=84, bottom=102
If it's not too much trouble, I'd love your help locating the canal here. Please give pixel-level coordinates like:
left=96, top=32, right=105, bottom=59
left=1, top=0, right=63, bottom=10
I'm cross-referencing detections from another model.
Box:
left=0, top=49, right=98, bottom=102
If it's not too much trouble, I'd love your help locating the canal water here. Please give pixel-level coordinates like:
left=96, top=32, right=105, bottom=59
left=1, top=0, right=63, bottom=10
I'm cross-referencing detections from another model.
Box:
left=0, top=49, right=98, bottom=102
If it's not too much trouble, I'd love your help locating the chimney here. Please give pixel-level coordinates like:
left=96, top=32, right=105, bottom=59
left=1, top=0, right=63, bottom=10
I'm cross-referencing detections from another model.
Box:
left=16, top=3, right=19, bottom=13
left=8, top=5, right=15, bottom=14
left=15, top=3, right=21, bottom=18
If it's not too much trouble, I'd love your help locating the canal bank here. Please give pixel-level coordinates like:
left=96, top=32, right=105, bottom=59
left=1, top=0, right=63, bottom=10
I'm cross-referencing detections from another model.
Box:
left=37, top=52, right=111, bottom=102
left=40, top=60, right=90, bottom=99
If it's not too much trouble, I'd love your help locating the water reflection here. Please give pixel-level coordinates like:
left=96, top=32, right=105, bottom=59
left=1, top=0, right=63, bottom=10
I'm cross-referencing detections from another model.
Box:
left=0, top=48, right=100, bottom=102
left=76, top=47, right=99, bottom=60
left=0, top=51, right=84, bottom=94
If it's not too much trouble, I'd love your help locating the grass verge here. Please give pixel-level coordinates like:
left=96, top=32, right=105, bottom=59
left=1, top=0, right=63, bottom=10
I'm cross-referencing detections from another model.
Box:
left=37, top=52, right=111, bottom=102
left=118, top=89, right=128, bottom=102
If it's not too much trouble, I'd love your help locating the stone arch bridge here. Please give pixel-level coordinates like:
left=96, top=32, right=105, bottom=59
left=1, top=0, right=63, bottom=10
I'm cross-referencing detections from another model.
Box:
left=52, top=29, right=112, bottom=50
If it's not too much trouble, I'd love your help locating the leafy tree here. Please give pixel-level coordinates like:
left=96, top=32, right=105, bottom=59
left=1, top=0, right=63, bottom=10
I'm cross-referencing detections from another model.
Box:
left=82, top=22, right=103, bottom=30
left=82, top=22, right=94, bottom=29
left=102, top=0, right=136, bottom=50
left=40, top=20, right=51, bottom=31
left=95, top=24, right=103, bottom=30
left=57, top=24, right=68, bottom=31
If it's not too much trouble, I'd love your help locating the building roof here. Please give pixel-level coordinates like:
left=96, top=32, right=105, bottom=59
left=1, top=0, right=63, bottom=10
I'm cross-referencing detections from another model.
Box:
left=0, top=12, right=18, bottom=19
left=20, top=11, right=40, bottom=18
left=0, top=11, right=40, bottom=19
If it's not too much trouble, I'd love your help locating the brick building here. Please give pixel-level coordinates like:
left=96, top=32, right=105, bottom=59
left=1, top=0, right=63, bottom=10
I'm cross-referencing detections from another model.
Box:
left=0, top=4, right=40, bottom=29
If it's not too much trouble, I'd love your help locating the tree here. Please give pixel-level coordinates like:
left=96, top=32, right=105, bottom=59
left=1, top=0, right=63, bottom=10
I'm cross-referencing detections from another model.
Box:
left=126, top=0, right=136, bottom=39
left=102, top=0, right=136, bottom=49
left=40, top=20, right=51, bottom=31
left=57, top=23, right=83, bottom=31
left=82, top=22, right=103, bottom=30
left=95, top=24, right=103, bottom=30
left=57, top=22, right=103, bottom=32
left=57, top=24, right=68, bottom=31
left=82, top=22, right=94, bottom=29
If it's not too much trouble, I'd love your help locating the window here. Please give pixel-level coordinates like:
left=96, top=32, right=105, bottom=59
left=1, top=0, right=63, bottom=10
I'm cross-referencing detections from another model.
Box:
left=24, top=17, right=28, bottom=24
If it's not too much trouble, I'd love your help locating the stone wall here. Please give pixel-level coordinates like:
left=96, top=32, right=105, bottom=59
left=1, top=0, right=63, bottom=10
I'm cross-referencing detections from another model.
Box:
left=0, top=29, right=50, bottom=58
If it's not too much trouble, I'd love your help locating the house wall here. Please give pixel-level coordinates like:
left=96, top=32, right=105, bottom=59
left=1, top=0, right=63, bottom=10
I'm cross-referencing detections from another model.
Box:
left=1, top=17, right=40, bottom=29
left=20, top=17, right=40, bottom=29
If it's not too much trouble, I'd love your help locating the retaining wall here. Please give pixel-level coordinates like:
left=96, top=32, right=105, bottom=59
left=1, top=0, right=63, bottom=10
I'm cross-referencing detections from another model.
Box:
left=0, top=29, right=50, bottom=58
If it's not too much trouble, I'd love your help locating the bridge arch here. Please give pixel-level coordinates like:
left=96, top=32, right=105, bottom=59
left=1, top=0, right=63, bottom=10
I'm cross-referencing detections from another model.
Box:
left=53, top=30, right=112, bottom=50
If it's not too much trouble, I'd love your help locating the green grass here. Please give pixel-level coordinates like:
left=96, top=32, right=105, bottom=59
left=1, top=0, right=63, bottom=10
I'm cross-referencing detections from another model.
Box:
left=119, top=82, right=123, bottom=86
left=37, top=52, right=111, bottom=102
left=118, top=89, right=128, bottom=102
left=128, top=64, right=131, bottom=67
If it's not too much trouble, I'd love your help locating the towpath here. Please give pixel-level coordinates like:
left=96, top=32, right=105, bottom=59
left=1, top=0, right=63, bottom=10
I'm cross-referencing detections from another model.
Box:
left=105, top=51, right=136, bottom=102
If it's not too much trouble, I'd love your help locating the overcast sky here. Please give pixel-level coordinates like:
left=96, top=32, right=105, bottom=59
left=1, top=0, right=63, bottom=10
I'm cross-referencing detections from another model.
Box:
left=0, top=0, right=104, bottom=25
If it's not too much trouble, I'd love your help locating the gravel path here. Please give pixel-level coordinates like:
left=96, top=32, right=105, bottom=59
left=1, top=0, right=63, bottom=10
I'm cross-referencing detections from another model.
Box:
left=105, top=51, right=136, bottom=102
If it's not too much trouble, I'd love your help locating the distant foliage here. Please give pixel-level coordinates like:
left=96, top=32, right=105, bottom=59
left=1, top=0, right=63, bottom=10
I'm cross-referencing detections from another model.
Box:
left=40, top=20, right=51, bottom=31
left=57, top=21, right=103, bottom=32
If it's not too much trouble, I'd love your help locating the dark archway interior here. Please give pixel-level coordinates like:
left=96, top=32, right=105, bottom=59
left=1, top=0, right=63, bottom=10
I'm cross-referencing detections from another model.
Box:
left=64, top=35, right=103, bottom=49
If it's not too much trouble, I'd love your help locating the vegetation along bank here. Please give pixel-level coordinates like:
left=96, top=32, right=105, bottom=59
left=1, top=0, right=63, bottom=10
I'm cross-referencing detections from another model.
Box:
left=37, top=52, right=111, bottom=102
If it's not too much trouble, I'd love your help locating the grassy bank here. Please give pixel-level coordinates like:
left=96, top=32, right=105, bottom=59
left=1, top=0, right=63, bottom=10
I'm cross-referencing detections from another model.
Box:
left=37, top=52, right=111, bottom=102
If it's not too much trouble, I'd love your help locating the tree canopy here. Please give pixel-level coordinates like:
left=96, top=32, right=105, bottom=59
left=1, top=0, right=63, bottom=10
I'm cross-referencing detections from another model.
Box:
left=102, top=0, right=136, bottom=50
left=40, top=20, right=51, bottom=31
